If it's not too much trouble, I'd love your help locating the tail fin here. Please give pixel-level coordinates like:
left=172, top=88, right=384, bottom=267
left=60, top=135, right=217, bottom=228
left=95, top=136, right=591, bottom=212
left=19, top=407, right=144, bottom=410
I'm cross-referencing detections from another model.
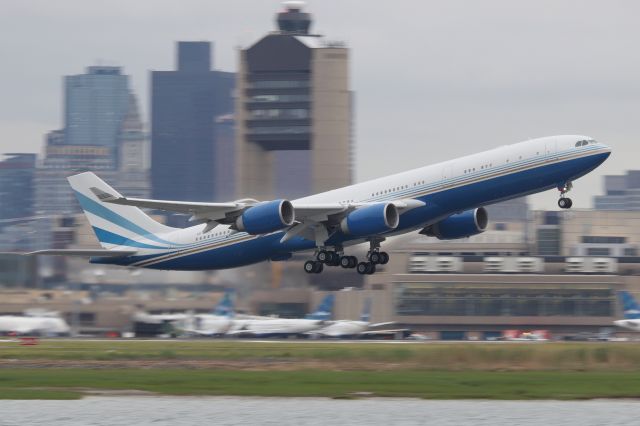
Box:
left=306, top=294, right=334, bottom=320
left=67, top=172, right=176, bottom=250
left=360, top=297, right=371, bottom=322
left=213, top=290, right=235, bottom=317
left=619, top=291, right=640, bottom=319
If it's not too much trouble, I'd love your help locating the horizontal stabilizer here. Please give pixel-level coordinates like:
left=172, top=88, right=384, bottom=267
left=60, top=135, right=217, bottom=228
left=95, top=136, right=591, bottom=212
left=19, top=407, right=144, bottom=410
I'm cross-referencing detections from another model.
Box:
left=27, top=249, right=137, bottom=257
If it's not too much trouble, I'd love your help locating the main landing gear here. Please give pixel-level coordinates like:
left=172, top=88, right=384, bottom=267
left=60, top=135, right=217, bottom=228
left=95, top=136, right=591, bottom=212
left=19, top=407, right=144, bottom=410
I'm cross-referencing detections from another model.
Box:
left=557, top=181, right=573, bottom=209
left=303, top=241, right=390, bottom=275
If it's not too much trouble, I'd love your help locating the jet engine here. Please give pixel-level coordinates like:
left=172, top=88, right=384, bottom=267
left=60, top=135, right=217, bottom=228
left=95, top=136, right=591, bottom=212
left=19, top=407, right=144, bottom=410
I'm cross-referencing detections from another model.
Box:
left=235, top=200, right=295, bottom=235
left=422, top=207, right=488, bottom=240
left=340, top=203, right=399, bottom=237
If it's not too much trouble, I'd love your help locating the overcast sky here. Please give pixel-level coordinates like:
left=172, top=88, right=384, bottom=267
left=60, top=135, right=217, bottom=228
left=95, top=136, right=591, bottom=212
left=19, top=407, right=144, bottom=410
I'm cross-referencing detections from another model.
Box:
left=1, top=0, right=638, bottom=209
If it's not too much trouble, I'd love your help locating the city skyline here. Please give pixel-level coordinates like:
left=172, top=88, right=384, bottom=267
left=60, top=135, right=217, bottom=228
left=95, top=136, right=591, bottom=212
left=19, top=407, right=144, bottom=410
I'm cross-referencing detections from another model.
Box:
left=1, top=1, right=639, bottom=208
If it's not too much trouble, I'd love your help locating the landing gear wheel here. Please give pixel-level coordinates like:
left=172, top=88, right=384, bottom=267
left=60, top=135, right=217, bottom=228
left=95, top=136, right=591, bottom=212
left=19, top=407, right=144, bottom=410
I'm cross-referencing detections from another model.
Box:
left=366, top=263, right=376, bottom=275
left=357, top=262, right=369, bottom=275
left=379, top=252, right=389, bottom=265
left=370, top=252, right=382, bottom=264
left=558, top=198, right=573, bottom=209
left=340, top=256, right=352, bottom=268
left=312, top=261, right=324, bottom=273
left=317, top=250, right=329, bottom=263
left=304, top=260, right=316, bottom=274
left=349, top=256, right=358, bottom=268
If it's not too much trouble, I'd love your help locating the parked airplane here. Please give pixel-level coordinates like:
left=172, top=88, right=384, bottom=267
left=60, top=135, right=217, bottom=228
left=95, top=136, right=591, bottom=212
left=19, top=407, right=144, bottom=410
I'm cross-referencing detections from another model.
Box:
left=312, top=298, right=405, bottom=338
left=174, top=290, right=236, bottom=337
left=614, top=291, right=640, bottom=331
left=30, top=135, right=610, bottom=275
left=0, top=311, right=70, bottom=336
left=226, top=294, right=334, bottom=337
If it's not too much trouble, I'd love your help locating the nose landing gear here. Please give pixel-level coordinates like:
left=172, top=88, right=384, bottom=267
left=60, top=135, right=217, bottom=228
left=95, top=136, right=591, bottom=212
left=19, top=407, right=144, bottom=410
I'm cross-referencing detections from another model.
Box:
left=557, top=182, right=573, bottom=209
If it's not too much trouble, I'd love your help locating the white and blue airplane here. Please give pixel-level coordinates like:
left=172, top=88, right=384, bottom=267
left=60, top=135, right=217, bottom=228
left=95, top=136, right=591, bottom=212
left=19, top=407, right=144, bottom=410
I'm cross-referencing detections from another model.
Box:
left=614, top=291, right=640, bottom=332
left=31, top=135, right=611, bottom=275
left=311, top=297, right=404, bottom=338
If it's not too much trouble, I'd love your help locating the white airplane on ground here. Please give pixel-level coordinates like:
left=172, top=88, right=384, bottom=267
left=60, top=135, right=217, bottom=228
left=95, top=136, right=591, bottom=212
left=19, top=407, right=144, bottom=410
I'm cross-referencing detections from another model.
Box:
left=225, top=294, right=334, bottom=337
left=312, top=298, right=406, bottom=338
left=173, top=291, right=236, bottom=337
left=133, top=290, right=236, bottom=336
left=614, top=291, right=640, bottom=332
left=0, top=311, right=70, bottom=336
left=30, top=136, right=610, bottom=275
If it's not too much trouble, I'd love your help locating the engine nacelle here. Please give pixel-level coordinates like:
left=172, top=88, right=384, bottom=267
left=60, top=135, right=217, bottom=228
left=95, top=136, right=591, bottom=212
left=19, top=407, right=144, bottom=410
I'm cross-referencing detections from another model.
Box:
left=422, top=207, right=488, bottom=240
left=235, top=200, right=294, bottom=235
left=340, top=203, right=399, bottom=237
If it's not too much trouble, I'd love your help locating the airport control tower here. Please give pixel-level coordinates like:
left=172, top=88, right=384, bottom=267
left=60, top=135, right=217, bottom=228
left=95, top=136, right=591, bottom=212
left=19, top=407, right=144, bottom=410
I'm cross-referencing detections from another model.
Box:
left=235, top=1, right=353, bottom=200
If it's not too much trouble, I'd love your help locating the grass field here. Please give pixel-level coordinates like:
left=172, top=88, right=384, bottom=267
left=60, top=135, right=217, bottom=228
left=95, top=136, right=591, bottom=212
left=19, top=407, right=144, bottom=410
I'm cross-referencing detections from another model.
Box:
left=2, top=340, right=640, bottom=369
left=3, top=369, right=640, bottom=400
left=2, top=340, right=640, bottom=399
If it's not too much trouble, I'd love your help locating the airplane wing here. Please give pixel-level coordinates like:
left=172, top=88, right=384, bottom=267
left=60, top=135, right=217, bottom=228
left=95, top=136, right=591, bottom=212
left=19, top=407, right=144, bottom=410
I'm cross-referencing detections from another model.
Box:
left=90, top=186, right=425, bottom=242
left=369, top=322, right=397, bottom=328
left=27, top=249, right=137, bottom=257
left=359, top=328, right=411, bottom=336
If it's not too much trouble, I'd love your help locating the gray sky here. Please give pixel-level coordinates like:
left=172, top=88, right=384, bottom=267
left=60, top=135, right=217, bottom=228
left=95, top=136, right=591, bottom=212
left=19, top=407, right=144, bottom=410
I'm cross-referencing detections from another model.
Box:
left=1, top=0, right=639, bottom=209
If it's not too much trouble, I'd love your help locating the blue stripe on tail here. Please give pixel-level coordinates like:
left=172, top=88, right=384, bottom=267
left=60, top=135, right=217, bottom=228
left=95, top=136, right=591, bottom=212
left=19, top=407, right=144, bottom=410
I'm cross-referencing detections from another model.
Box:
left=74, top=191, right=175, bottom=246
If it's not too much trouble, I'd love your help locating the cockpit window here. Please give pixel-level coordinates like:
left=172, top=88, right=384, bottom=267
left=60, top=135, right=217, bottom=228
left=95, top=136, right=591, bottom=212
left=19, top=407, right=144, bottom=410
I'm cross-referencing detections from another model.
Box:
left=576, top=139, right=598, bottom=147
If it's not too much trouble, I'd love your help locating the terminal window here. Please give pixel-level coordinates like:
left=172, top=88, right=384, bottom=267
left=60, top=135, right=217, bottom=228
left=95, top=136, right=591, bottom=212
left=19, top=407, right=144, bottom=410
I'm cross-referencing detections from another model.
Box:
left=395, top=286, right=613, bottom=317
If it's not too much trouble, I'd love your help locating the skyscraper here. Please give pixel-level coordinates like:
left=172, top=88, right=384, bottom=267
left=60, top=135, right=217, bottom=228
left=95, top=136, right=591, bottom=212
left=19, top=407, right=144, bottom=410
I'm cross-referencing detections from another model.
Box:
left=236, top=2, right=353, bottom=200
left=116, top=94, right=150, bottom=199
left=34, top=65, right=148, bottom=252
left=0, top=153, right=36, bottom=223
left=64, top=66, right=130, bottom=163
left=151, top=41, right=235, bottom=203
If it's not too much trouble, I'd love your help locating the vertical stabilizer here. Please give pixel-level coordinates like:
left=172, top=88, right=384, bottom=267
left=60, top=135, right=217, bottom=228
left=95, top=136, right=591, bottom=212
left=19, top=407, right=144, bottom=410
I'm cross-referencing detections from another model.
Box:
left=306, top=294, right=334, bottom=320
left=67, top=172, right=176, bottom=250
left=360, top=297, right=371, bottom=322
left=213, top=290, right=235, bottom=317
left=619, top=291, right=640, bottom=319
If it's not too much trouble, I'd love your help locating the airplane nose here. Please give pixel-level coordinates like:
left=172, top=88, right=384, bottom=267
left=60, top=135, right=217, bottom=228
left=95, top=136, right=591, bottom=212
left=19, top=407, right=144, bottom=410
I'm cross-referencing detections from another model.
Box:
left=598, top=142, right=612, bottom=155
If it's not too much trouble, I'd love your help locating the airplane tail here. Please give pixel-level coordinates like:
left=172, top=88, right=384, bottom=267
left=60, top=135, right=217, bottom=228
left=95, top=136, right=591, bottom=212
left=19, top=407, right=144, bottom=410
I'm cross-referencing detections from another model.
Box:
left=619, top=291, right=640, bottom=319
left=67, top=172, right=176, bottom=250
left=213, top=290, right=235, bottom=317
left=360, top=297, right=371, bottom=322
left=306, top=294, right=334, bottom=320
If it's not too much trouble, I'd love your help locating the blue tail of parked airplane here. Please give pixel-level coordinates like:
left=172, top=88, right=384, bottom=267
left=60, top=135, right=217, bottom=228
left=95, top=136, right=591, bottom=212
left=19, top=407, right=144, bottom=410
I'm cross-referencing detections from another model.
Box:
left=360, top=297, right=371, bottom=322
left=619, top=291, right=640, bottom=319
left=213, top=290, right=235, bottom=317
left=306, top=294, right=334, bottom=320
